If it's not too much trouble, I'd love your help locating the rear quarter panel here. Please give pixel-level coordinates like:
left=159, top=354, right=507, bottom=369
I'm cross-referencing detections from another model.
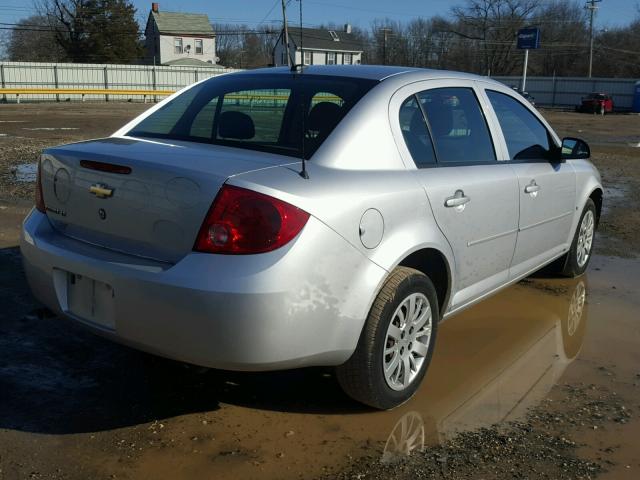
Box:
left=229, top=163, right=456, bottom=317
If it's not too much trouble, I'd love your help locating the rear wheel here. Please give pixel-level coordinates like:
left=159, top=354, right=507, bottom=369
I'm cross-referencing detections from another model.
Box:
left=555, top=199, right=596, bottom=277
left=336, top=267, right=439, bottom=410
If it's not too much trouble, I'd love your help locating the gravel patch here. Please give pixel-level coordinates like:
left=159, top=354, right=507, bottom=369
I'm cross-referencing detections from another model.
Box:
left=325, top=382, right=632, bottom=480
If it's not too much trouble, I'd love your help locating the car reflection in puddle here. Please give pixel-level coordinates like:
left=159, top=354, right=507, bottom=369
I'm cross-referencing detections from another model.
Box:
left=379, top=277, right=587, bottom=464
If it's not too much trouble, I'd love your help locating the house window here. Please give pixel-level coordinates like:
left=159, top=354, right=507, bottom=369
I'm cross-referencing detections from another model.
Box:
left=303, top=51, right=312, bottom=65
left=174, top=37, right=183, bottom=54
left=326, top=52, right=336, bottom=65
left=343, top=53, right=352, bottom=65
left=281, top=50, right=288, bottom=65
left=195, top=39, right=203, bottom=55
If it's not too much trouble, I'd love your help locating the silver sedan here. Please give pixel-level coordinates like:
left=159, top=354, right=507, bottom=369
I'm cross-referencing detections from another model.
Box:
left=21, top=66, right=602, bottom=409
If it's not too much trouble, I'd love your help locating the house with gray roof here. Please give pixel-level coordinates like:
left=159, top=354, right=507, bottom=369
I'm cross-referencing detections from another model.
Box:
left=273, top=25, right=363, bottom=67
left=144, top=3, right=217, bottom=66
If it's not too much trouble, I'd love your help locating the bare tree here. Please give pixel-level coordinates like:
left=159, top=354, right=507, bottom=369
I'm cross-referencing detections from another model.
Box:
left=213, top=23, right=277, bottom=68
left=213, top=23, right=243, bottom=67
left=369, top=19, right=409, bottom=66
left=591, top=17, right=640, bottom=77
left=37, top=0, right=91, bottom=61
left=531, top=1, right=589, bottom=76
left=451, top=0, right=538, bottom=75
left=6, top=15, right=67, bottom=61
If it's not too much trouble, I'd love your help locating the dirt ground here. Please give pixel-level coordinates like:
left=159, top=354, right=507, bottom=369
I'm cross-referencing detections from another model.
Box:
left=541, top=111, right=640, bottom=259
left=0, top=103, right=639, bottom=480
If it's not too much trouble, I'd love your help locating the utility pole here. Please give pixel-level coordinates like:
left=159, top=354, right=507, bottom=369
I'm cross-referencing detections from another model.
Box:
left=281, top=0, right=291, bottom=66
left=586, top=0, right=602, bottom=78
left=380, top=28, right=392, bottom=65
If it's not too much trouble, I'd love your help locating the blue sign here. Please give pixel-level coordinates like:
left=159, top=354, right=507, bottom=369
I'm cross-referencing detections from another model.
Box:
left=517, top=27, right=540, bottom=49
left=632, top=81, right=640, bottom=113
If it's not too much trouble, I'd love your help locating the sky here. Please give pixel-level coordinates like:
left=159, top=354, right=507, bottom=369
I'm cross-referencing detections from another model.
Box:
left=0, top=0, right=637, bottom=31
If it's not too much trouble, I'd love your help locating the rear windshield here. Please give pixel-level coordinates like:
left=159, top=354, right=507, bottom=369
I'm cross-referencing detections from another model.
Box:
left=128, top=73, right=377, bottom=159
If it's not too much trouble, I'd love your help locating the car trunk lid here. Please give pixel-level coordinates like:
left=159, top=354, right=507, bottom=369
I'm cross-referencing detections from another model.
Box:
left=41, top=136, right=296, bottom=263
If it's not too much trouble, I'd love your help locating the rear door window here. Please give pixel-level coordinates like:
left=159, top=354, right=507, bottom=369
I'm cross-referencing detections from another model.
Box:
left=486, top=90, right=553, bottom=160
left=416, top=88, right=496, bottom=164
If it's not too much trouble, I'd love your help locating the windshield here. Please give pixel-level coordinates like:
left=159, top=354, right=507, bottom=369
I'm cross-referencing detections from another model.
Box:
left=127, top=73, right=378, bottom=159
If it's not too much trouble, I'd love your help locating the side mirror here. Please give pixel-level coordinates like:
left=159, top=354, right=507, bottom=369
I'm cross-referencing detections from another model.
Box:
left=561, top=137, right=590, bottom=160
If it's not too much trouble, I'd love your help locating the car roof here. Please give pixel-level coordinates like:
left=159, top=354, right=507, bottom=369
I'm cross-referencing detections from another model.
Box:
left=233, top=65, right=494, bottom=83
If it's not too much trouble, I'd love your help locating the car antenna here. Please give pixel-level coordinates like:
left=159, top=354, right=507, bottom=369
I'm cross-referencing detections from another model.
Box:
left=294, top=0, right=308, bottom=179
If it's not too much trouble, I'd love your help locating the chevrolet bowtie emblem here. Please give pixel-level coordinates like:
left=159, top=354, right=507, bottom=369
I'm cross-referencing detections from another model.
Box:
left=89, top=183, right=114, bottom=198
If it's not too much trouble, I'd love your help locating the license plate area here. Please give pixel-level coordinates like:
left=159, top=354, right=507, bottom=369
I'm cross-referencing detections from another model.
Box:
left=66, top=272, right=115, bottom=330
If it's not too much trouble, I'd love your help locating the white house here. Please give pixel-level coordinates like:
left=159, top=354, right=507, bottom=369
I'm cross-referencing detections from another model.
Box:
left=273, top=25, right=363, bottom=67
left=144, top=3, right=217, bottom=66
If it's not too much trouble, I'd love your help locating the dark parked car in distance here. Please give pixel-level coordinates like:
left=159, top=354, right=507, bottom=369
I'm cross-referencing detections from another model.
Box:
left=579, top=93, right=614, bottom=114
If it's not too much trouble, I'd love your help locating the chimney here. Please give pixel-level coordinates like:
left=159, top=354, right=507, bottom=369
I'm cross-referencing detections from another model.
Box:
left=152, top=2, right=159, bottom=13
left=344, top=23, right=352, bottom=34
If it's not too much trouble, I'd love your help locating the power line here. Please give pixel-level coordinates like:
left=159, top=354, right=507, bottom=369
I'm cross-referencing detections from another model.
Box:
left=256, top=0, right=281, bottom=27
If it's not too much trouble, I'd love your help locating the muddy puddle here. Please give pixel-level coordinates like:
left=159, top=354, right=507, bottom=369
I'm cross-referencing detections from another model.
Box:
left=601, top=183, right=629, bottom=217
left=10, top=163, right=37, bottom=182
left=124, top=276, right=593, bottom=479
left=1, top=251, right=638, bottom=479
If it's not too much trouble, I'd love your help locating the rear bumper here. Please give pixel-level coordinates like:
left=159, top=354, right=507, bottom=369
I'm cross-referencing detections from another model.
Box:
left=21, top=209, right=386, bottom=370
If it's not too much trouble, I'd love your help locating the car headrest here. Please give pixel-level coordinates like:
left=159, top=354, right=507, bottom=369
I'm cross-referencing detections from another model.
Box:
left=307, top=102, right=342, bottom=134
left=218, top=111, right=255, bottom=140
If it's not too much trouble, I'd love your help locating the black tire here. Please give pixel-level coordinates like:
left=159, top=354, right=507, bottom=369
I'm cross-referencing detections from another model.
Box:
left=554, top=199, right=597, bottom=277
left=336, top=267, right=439, bottom=410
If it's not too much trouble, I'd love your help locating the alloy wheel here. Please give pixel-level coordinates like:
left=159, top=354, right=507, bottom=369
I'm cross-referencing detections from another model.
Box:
left=576, top=210, right=595, bottom=268
left=383, top=293, right=433, bottom=391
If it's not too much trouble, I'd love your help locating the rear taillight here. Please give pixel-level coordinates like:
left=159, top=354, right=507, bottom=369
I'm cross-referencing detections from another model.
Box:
left=35, top=158, right=45, bottom=213
left=194, top=185, right=309, bottom=254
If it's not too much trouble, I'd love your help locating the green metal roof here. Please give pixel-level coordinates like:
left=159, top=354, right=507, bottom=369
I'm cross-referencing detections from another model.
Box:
left=151, top=11, right=214, bottom=36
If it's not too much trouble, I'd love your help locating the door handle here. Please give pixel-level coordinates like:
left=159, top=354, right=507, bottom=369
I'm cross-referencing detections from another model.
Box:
left=444, top=190, right=470, bottom=209
left=524, top=181, right=540, bottom=194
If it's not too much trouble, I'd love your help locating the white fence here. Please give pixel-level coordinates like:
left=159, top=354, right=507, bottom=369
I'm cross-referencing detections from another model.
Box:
left=493, top=76, right=638, bottom=110
left=0, top=61, right=241, bottom=102
left=0, top=62, right=637, bottom=109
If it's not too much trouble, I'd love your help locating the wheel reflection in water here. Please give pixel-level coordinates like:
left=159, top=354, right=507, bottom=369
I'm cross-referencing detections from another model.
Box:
left=381, top=411, right=425, bottom=464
